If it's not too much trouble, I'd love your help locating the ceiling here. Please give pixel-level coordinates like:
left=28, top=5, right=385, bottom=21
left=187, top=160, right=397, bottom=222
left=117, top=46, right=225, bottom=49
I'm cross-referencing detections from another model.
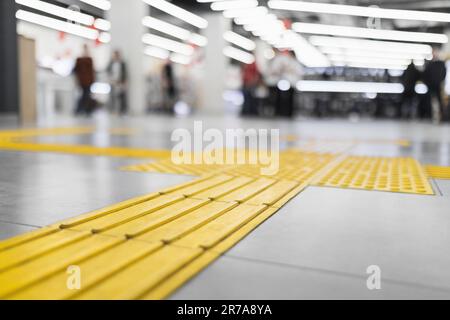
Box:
left=171, top=0, right=450, bottom=31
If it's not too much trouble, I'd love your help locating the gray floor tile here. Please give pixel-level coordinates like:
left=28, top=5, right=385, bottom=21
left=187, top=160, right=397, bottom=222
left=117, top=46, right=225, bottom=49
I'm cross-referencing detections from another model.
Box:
left=224, top=186, right=450, bottom=291
left=0, top=221, right=37, bottom=240
left=0, top=152, right=193, bottom=227
left=435, top=179, right=450, bottom=197
left=171, top=256, right=450, bottom=300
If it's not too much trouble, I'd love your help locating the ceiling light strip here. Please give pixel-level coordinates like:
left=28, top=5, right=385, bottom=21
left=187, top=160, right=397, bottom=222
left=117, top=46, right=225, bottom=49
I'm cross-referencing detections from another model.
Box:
left=142, top=33, right=195, bottom=55
left=143, top=0, right=208, bottom=29
left=223, top=46, right=255, bottom=64
left=16, top=9, right=101, bottom=40
left=292, top=22, right=448, bottom=44
left=268, top=0, right=450, bottom=23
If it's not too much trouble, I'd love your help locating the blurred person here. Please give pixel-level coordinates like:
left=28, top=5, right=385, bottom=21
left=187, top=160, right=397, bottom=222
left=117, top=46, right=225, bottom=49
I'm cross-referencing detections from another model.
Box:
left=161, top=59, right=177, bottom=113
left=107, top=50, right=128, bottom=115
left=266, top=50, right=302, bottom=118
left=241, top=61, right=261, bottom=116
left=73, top=44, right=96, bottom=115
left=423, top=48, right=447, bottom=123
left=400, top=62, right=421, bottom=119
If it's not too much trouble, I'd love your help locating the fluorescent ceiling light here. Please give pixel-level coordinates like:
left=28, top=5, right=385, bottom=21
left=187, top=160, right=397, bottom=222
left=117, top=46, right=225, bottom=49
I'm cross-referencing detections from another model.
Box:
left=345, top=62, right=407, bottom=70
left=142, top=33, right=194, bottom=56
left=143, top=0, right=208, bottom=29
left=296, top=80, right=404, bottom=93
left=309, top=36, right=433, bottom=55
left=291, top=34, right=330, bottom=67
left=144, top=46, right=193, bottom=65
left=319, top=47, right=429, bottom=61
left=327, top=55, right=413, bottom=67
left=211, top=0, right=258, bottom=11
left=144, top=46, right=170, bottom=59
left=189, top=33, right=208, bottom=47
left=268, top=0, right=450, bottom=23
left=234, top=13, right=277, bottom=25
left=16, top=9, right=99, bottom=40
left=16, top=0, right=111, bottom=31
left=223, top=6, right=268, bottom=18
left=143, top=16, right=190, bottom=40
left=244, top=20, right=284, bottom=32
left=292, top=22, right=448, bottom=44
left=142, top=16, right=207, bottom=47
left=93, top=18, right=111, bottom=31
left=16, top=0, right=94, bottom=26
left=80, top=0, right=111, bottom=11
left=223, top=31, right=256, bottom=51
left=223, top=46, right=255, bottom=64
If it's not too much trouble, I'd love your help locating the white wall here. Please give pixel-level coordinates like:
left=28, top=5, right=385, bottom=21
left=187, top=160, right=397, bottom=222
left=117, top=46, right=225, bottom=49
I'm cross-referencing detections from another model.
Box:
left=17, top=21, right=111, bottom=72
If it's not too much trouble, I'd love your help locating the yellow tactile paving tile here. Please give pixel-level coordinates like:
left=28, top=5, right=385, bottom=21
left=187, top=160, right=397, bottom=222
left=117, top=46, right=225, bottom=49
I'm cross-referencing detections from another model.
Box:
left=123, top=159, right=230, bottom=176
left=245, top=180, right=299, bottom=206
left=69, top=194, right=186, bottom=234
left=158, top=176, right=217, bottom=195
left=0, top=226, right=59, bottom=252
left=217, top=178, right=276, bottom=203
left=0, top=234, right=121, bottom=298
left=136, top=201, right=239, bottom=243
left=0, top=230, right=90, bottom=273
left=142, top=207, right=281, bottom=300
left=175, top=204, right=269, bottom=250
left=315, top=156, right=434, bottom=195
left=8, top=241, right=162, bottom=300
left=168, top=174, right=234, bottom=197
left=0, top=127, right=172, bottom=159
left=191, top=176, right=254, bottom=200
left=425, top=165, right=450, bottom=179
left=74, top=245, right=204, bottom=300
left=271, top=183, right=308, bottom=208
left=104, top=198, right=211, bottom=238
left=142, top=250, right=221, bottom=300
left=0, top=142, right=171, bottom=159
left=59, top=192, right=160, bottom=229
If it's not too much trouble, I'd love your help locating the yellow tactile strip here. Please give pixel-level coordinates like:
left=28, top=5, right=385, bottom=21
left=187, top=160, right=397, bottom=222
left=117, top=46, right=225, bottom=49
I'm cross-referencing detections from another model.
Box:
left=314, top=156, right=434, bottom=195
left=425, top=165, right=450, bottom=179
left=0, top=127, right=170, bottom=159
left=123, top=150, right=337, bottom=181
left=0, top=174, right=306, bottom=300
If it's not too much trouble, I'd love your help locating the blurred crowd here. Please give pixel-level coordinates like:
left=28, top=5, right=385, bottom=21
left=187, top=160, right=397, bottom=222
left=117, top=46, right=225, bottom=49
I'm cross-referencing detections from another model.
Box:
left=401, top=48, right=447, bottom=123
left=71, top=44, right=449, bottom=123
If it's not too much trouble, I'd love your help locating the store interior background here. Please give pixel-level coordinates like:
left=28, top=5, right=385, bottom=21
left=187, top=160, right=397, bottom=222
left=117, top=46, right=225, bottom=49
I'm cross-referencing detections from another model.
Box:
left=1, top=0, right=449, bottom=126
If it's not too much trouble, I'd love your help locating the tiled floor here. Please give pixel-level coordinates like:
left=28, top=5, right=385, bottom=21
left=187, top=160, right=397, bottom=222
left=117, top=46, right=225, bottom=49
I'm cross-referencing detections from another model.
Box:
left=1, top=113, right=449, bottom=299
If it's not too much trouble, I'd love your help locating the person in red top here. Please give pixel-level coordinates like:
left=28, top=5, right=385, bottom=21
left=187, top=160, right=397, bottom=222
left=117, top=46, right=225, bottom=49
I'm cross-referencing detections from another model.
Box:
left=241, top=61, right=261, bottom=116
left=73, top=44, right=96, bottom=115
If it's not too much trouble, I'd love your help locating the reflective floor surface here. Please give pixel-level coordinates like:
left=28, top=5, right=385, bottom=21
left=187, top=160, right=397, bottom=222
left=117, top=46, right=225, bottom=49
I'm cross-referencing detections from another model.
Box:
left=1, top=112, right=450, bottom=299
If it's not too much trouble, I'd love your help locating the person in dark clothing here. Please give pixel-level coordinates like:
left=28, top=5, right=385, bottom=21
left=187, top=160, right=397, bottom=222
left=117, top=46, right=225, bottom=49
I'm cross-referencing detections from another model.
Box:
left=107, top=50, right=128, bottom=115
left=241, top=61, right=261, bottom=116
left=162, top=60, right=177, bottom=113
left=400, top=62, right=421, bottom=119
left=423, top=48, right=447, bottom=123
left=73, top=44, right=95, bottom=115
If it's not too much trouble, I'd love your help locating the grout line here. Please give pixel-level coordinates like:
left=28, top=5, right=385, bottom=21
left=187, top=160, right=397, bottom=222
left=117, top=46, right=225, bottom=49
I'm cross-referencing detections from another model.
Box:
left=431, top=178, right=444, bottom=196
left=222, top=254, right=450, bottom=295
left=0, top=220, right=41, bottom=229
